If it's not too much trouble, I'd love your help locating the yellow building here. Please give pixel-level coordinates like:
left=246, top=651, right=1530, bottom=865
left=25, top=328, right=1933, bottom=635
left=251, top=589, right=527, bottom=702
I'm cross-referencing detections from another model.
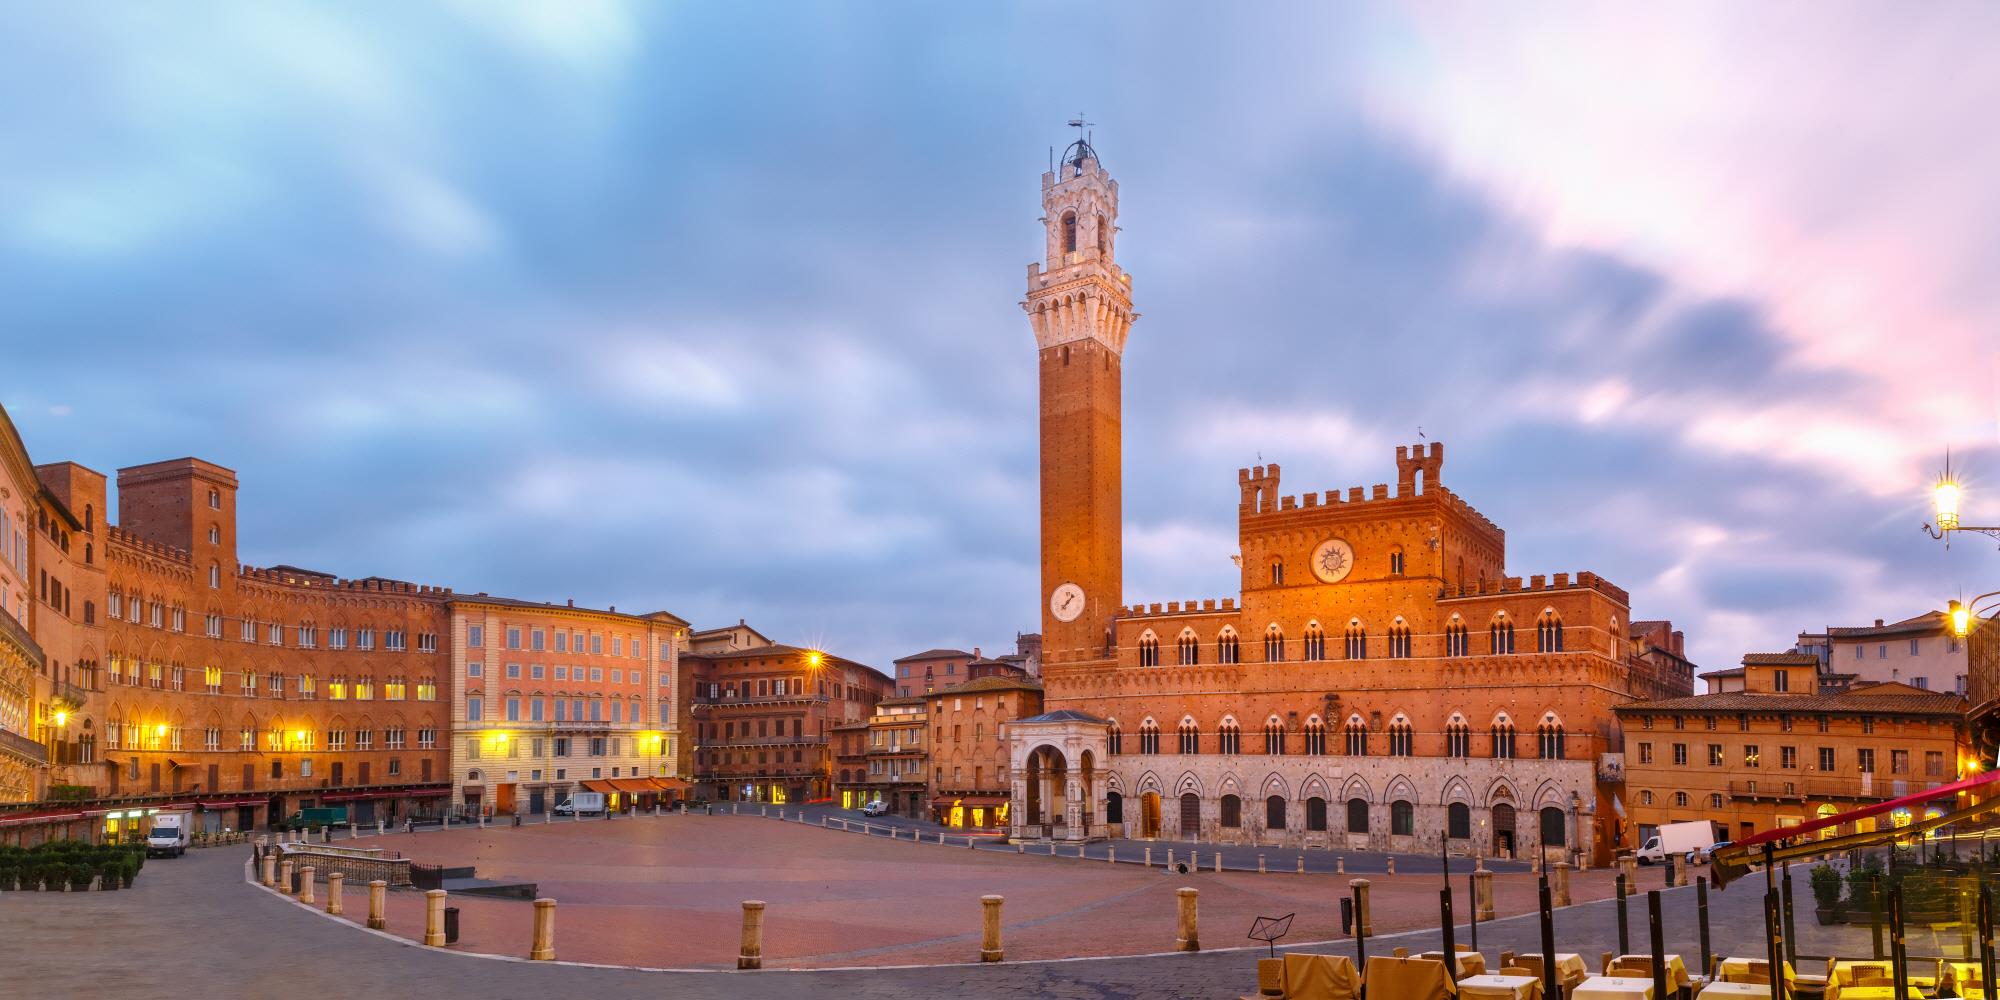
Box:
left=1615, top=653, right=1967, bottom=849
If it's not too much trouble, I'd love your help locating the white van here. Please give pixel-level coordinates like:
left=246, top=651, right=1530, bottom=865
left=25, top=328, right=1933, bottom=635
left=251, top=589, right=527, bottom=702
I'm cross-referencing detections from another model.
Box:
left=554, top=791, right=607, bottom=816
left=146, top=812, right=191, bottom=858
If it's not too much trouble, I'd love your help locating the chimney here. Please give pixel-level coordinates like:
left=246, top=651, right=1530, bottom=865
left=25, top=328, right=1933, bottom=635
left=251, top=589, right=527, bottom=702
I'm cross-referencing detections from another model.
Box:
left=567, top=599, right=575, bottom=607
left=1875, top=619, right=1885, bottom=628
left=973, top=646, right=982, bottom=659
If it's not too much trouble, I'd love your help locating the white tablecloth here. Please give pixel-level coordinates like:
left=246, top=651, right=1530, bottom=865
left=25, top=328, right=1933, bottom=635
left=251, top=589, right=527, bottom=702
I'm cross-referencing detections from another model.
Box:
left=1421, top=951, right=1488, bottom=977
left=1612, top=953, right=1690, bottom=989
left=1696, top=984, right=1772, bottom=998
left=1569, top=976, right=1654, bottom=999
left=1459, top=974, right=1540, bottom=1000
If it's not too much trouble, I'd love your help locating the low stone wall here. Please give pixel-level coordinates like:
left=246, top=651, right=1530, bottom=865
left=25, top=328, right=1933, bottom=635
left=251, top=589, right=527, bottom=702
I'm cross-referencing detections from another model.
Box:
left=275, top=845, right=411, bottom=887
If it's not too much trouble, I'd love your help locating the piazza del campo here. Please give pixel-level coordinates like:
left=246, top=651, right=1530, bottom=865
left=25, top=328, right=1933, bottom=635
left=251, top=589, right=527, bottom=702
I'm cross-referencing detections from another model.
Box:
left=4, top=6, right=1999, bottom=1000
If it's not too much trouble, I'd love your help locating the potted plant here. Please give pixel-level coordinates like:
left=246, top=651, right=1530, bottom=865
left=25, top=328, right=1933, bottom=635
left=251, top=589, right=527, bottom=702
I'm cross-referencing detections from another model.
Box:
left=98, top=859, right=122, bottom=890
left=120, top=859, right=138, bottom=888
left=67, top=862, right=96, bottom=892
left=35, top=861, right=64, bottom=891
left=1810, top=863, right=1844, bottom=923
left=0, top=862, right=17, bottom=891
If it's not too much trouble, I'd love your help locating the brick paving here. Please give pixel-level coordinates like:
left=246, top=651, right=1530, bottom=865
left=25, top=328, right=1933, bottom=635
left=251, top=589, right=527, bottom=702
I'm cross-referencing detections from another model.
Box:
left=5, top=813, right=1904, bottom=999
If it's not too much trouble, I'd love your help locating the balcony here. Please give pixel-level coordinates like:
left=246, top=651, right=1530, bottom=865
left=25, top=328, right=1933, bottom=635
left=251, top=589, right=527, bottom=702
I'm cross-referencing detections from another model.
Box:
left=0, top=729, right=49, bottom=766
left=1728, top=775, right=1938, bottom=803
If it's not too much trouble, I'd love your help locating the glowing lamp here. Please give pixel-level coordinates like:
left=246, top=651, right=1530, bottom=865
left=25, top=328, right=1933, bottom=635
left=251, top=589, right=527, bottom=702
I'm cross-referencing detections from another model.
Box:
left=156, top=724, right=168, bottom=737
left=52, top=711, right=67, bottom=727
left=806, top=650, right=824, bottom=668
left=1936, top=479, right=1962, bottom=531
left=1950, top=600, right=1971, bottom=639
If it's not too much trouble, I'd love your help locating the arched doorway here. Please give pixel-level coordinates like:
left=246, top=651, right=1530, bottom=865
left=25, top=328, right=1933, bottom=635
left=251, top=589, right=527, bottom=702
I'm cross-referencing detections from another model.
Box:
left=1493, top=803, right=1517, bottom=857
left=1540, top=805, right=1567, bottom=852
left=1140, top=791, right=1162, bottom=838
left=1179, top=792, right=1201, bottom=838
left=1023, top=744, right=1070, bottom=838
left=1105, top=790, right=1124, bottom=826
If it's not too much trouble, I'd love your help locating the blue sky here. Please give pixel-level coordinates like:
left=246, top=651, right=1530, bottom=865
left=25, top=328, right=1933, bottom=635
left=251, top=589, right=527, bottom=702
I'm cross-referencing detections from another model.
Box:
left=3, top=3, right=1997, bottom=670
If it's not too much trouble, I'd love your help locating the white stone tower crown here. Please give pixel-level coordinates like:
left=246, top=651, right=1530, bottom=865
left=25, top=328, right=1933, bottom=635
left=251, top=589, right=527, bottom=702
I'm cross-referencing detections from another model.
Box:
left=1023, top=138, right=1137, bottom=355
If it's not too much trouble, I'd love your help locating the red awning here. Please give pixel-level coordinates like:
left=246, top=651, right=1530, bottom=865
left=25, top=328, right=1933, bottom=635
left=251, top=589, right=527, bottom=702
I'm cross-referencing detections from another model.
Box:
left=0, top=810, right=84, bottom=827
left=1730, top=767, right=2000, bottom=852
left=648, top=778, right=690, bottom=791
left=198, top=799, right=265, bottom=810
left=579, top=779, right=618, bottom=794
left=609, top=778, right=657, bottom=794
left=319, top=791, right=387, bottom=803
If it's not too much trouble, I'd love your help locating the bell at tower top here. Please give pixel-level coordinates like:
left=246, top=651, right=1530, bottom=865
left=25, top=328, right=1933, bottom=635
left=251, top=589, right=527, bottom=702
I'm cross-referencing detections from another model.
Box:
left=1025, top=124, right=1136, bottom=356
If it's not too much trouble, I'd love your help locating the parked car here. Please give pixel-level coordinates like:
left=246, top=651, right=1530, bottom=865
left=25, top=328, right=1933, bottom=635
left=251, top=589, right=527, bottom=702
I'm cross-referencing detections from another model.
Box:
left=861, top=800, right=888, bottom=817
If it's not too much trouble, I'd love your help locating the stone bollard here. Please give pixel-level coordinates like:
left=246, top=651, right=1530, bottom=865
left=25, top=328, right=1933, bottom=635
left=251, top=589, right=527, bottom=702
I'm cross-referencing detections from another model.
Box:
left=1350, top=878, right=1373, bottom=937
left=1336, top=856, right=1346, bottom=874
left=1176, top=887, right=1200, bottom=951
left=1108, top=846, right=1116, bottom=864
left=1167, top=849, right=1174, bottom=870
left=777, top=808, right=783, bottom=820
left=327, top=872, right=345, bottom=915
left=1554, top=861, right=1573, bottom=907
left=349, top=821, right=358, bottom=840
left=424, top=889, right=448, bottom=946
left=1386, top=856, right=1396, bottom=876
left=738, top=900, right=766, bottom=970
left=530, top=898, right=557, bottom=960
left=545, top=808, right=553, bottom=825
left=1621, top=854, right=1638, bottom=886
left=1215, top=852, right=1223, bottom=874
left=822, top=816, right=829, bottom=828
left=443, top=813, right=451, bottom=830
left=368, top=880, right=389, bottom=929
left=1668, top=853, right=1682, bottom=888
left=377, top=818, right=386, bottom=837
left=298, top=866, right=316, bottom=904
left=1145, top=847, right=1153, bottom=868
left=1258, top=854, right=1266, bottom=874
left=1017, top=842, right=1024, bottom=854
left=980, top=894, right=1005, bottom=962
left=261, top=852, right=277, bottom=887
left=479, top=814, right=488, bottom=829
left=1049, top=842, right=1056, bottom=856
left=279, top=860, right=294, bottom=893
left=1474, top=865, right=1496, bottom=921
left=1297, top=856, right=1305, bottom=874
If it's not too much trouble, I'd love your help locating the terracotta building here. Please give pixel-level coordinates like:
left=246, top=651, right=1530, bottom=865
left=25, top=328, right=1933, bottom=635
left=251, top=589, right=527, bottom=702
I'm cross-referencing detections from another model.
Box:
left=830, top=719, right=870, bottom=809
left=1615, top=655, right=1967, bottom=848
left=684, top=639, right=891, bottom=804
left=1005, top=136, right=1687, bottom=864
left=855, top=695, right=928, bottom=817
left=447, top=596, right=688, bottom=816
left=929, top=674, right=1042, bottom=830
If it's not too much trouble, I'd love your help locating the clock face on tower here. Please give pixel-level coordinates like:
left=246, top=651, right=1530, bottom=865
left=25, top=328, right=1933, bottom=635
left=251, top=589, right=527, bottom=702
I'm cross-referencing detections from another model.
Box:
left=1050, top=582, right=1086, bottom=622
left=1310, top=538, right=1355, bottom=584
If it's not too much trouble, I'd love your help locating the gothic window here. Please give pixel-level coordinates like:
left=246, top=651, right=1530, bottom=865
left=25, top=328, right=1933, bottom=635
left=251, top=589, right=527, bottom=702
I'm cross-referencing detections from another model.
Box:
left=1538, top=717, right=1566, bottom=759
left=1389, top=546, right=1405, bottom=575
left=1388, top=717, right=1414, bottom=756
left=1264, top=624, right=1284, bottom=662
left=1537, top=611, right=1565, bottom=652
left=1218, top=718, right=1242, bottom=755
left=1217, top=628, right=1240, bottom=664
left=1346, top=798, right=1369, bottom=834
left=1095, top=212, right=1107, bottom=253
left=1303, top=717, right=1326, bottom=755
left=1490, top=614, right=1516, bottom=654
left=1388, top=618, right=1412, bottom=659
left=1445, top=617, right=1469, bottom=657
left=1138, top=632, right=1159, bottom=667
left=1061, top=211, right=1077, bottom=254
left=1107, top=721, right=1122, bottom=755
left=1264, top=717, right=1285, bottom=755
left=1446, top=717, right=1471, bottom=758
left=1220, top=795, right=1241, bottom=827
left=1303, top=623, right=1326, bottom=661
left=1344, top=620, right=1366, bottom=659
left=1448, top=802, right=1471, bottom=839
left=1540, top=807, right=1567, bottom=847
left=1178, top=718, right=1199, bottom=755
left=1344, top=717, right=1368, bottom=756
left=1491, top=717, right=1517, bottom=759
left=1177, top=631, right=1199, bottom=666
left=1138, top=719, right=1160, bottom=755
left=1269, top=559, right=1284, bottom=586
left=1266, top=795, right=1287, bottom=830
left=1306, top=797, right=1328, bottom=832
left=1391, top=800, right=1414, bottom=836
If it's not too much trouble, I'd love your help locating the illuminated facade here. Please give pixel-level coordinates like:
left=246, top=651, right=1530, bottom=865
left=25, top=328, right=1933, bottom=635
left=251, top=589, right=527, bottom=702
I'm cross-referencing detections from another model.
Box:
left=1006, top=137, right=1683, bottom=863
left=447, top=597, right=687, bottom=816
left=929, top=674, right=1041, bottom=829
left=685, top=642, right=891, bottom=804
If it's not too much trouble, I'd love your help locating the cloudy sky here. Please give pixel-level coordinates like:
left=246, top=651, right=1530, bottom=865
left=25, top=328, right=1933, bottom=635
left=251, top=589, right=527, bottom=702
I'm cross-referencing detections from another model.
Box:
left=3, top=3, right=1997, bottom=670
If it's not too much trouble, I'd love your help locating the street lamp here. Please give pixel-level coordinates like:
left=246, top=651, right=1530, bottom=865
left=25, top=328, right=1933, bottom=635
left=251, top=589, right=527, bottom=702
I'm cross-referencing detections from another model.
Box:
left=1925, top=453, right=2000, bottom=547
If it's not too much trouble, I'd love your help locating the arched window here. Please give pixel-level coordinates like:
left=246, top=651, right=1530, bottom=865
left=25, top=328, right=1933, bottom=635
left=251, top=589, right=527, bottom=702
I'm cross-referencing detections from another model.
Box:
left=1217, top=628, right=1240, bottom=664
left=1266, top=795, right=1287, bottom=831
left=1138, top=632, right=1159, bottom=667
left=1345, top=717, right=1368, bottom=756
left=1061, top=212, right=1077, bottom=253
left=1709, top=793, right=1724, bottom=809
left=1220, top=795, right=1242, bottom=827
left=1138, top=719, right=1160, bottom=755
left=1218, top=717, right=1242, bottom=755
left=1540, top=806, right=1567, bottom=847
left=1346, top=798, right=1369, bottom=834
left=207, top=488, right=220, bottom=509
left=1306, top=797, right=1328, bottom=832
left=1490, top=613, right=1516, bottom=654
left=1389, top=546, right=1405, bottom=575
left=1537, top=718, right=1566, bottom=760
left=1640, top=790, right=1655, bottom=805
left=1446, top=716, right=1471, bottom=758
left=1095, top=213, right=1108, bottom=253
left=1264, top=624, right=1285, bottom=662
left=1303, top=717, right=1326, bottom=755
left=1445, top=616, right=1469, bottom=657
left=208, top=564, right=220, bottom=589
left=1448, top=802, right=1471, bottom=839
left=1302, top=622, right=1326, bottom=661
left=1107, top=721, right=1122, bottom=755
left=1537, top=611, right=1565, bottom=652
left=1388, top=717, right=1414, bottom=756
left=1269, top=559, right=1284, bottom=586
left=1674, top=791, right=1689, bottom=807
left=1106, top=791, right=1123, bottom=824
left=1264, top=717, right=1285, bottom=756
left=1344, top=619, right=1367, bottom=659
left=1491, top=716, right=1516, bottom=759
left=1388, top=618, right=1412, bottom=658
left=1391, top=800, right=1414, bottom=836
left=1178, top=718, right=1199, bottom=755
left=1177, top=630, right=1199, bottom=666
left=208, top=524, right=220, bottom=545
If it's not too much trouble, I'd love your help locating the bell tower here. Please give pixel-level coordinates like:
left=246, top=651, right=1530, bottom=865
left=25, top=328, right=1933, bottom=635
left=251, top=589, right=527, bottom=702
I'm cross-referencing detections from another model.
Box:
left=1025, top=133, right=1135, bottom=662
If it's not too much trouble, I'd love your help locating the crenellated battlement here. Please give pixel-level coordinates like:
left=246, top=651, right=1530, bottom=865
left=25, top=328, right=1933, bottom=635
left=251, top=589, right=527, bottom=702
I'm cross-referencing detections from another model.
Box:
left=1439, top=570, right=1630, bottom=607
left=236, top=564, right=452, bottom=596
left=1119, top=598, right=1238, bottom=619
left=105, top=525, right=190, bottom=564
left=1235, top=443, right=1501, bottom=538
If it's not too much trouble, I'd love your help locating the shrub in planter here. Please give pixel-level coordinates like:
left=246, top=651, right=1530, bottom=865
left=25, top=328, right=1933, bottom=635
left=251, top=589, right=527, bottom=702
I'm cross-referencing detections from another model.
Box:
left=67, top=863, right=96, bottom=891
left=98, top=861, right=123, bottom=890
left=0, top=864, right=17, bottom=891
left=1810, top=863, right=1844, bottom=922
left=121, top=860, right=138, bottom=888
left=35, top=862, right=66, bottom=891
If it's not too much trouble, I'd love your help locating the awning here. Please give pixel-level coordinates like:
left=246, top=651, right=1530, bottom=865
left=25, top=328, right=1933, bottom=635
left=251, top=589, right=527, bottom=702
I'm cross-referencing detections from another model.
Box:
left=579, top=779, right=618, bottom=794
left=648, top=777, right=690, bottom=791
left=0, top=810, right=84, bottom=827
left=406, top=787, right=451, bottom=798
left=610, top=778, right=657, bottom=794
left=320, top=791, right=389, bottom=803
left=198, top=799, right=265, bottom=810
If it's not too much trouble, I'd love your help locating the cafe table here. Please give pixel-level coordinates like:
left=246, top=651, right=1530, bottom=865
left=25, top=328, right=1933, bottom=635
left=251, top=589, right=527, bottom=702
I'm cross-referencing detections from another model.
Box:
left=1569, top=976, right=1655, bottom=999
left=1457, top=974, right=1541, bottom=1000
left=1834, top=959, right=1939, bottom=992
left=1422, top=951, right=1489, bottom=977
left=1714, top=957, right=1793, bottom=985
left=1611, top=953, right=1691, bottom=991
left=1693, top=984, right=1776, bottom=999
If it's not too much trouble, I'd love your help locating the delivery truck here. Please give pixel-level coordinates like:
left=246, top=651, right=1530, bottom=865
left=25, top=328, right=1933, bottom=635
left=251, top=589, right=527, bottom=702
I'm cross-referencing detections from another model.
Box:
left=1636, top=819, right=1719, bottom=865
left=554, top=792, right=607, bottom=816
left=146, top=811, right=191, bottom=858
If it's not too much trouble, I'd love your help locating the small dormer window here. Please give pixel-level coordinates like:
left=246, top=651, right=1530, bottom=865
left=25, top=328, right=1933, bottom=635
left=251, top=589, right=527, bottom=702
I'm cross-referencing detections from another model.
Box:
left=208, top=488, right=220, bottom=509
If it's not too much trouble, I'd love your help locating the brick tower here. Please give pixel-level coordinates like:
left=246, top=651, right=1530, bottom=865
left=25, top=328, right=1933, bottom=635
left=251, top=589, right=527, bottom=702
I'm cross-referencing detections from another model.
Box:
left=1025, top=134, right=1136, bottom=663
